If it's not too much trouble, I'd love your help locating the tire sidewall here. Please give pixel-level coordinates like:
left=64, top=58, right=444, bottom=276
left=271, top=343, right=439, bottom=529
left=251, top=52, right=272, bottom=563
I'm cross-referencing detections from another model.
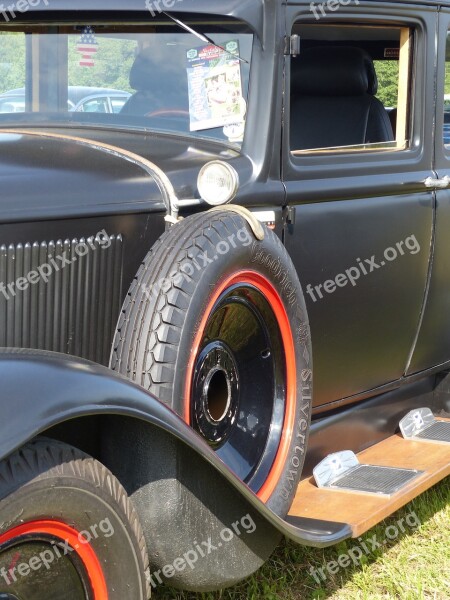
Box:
left=170, top=214, right=313, bottom=516
left=0, top=450, right=147, bottom=599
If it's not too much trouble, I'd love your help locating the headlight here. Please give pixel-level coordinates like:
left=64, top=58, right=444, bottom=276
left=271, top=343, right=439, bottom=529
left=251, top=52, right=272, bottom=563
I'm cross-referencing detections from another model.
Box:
left=197, top=161, right=239, bottom=206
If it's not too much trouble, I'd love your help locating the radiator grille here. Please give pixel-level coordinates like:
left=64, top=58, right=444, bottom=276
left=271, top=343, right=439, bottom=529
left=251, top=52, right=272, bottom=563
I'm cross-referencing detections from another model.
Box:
left=0, top=234, right=123, bottom=365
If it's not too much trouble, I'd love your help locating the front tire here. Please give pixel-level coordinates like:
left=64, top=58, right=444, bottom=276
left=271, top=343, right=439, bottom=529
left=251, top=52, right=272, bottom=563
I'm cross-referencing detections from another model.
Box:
left=0, top=438, right=150, bottom=599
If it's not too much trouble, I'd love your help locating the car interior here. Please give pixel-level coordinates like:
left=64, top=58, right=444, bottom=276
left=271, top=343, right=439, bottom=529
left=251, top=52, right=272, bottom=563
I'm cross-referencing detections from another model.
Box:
left=290, top=45, right=395, bottom=151
left=289, top=24, right=406, bottom=153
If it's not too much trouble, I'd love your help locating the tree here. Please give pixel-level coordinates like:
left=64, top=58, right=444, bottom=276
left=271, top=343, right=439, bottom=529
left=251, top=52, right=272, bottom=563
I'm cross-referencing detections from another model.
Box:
left=68, top=36, right=137, bottom=92
left=0, top=33, right=26, bottom=94
left=374, top=60, right=399, bottom=107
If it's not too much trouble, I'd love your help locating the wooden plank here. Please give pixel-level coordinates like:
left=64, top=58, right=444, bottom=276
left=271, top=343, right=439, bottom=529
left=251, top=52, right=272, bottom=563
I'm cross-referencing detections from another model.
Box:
left=289, top=420, right=450, bottom=538
left=396, top=27, right=411, bottom=147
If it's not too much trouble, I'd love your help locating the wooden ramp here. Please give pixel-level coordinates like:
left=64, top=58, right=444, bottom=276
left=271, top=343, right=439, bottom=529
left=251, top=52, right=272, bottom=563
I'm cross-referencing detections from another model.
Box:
left=289, top=419, right=450, bottom=538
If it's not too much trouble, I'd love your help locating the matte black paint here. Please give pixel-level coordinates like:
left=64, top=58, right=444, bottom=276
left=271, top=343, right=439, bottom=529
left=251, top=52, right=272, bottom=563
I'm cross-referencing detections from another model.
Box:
left=286, top=195, right=433, bottom=405
left=407, top=7, right=450, bottom=373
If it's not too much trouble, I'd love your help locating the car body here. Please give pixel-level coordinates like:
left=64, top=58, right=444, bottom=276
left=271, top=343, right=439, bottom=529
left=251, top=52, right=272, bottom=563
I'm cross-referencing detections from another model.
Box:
left=0, top=1, right=449, bottom=597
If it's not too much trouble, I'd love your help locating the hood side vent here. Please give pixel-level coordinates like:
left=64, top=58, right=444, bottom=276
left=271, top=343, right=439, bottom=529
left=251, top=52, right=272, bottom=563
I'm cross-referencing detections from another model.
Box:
left=0, top=234, right=123, bottom=366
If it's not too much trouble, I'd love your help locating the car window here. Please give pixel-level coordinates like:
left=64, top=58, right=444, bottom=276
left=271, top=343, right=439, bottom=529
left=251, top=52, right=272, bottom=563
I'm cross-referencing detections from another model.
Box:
left=78, top=97, right=109, bottom=113
left=289, top=24, right=412, bottom=155
left=0, top=21, right=253, bottom=147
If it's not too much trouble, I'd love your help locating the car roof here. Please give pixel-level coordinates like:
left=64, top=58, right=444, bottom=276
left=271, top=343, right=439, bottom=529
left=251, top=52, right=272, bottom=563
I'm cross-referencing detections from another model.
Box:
left=10, top=1, right=264, bottom=39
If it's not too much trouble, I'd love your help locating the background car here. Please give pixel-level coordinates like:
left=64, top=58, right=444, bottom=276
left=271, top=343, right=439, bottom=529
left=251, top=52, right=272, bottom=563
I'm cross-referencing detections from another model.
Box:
left=0, top=91, right=25, bottom=113
left=0, top=86, right=131, bottom=113
left=70, top=88, right=131, bottom=113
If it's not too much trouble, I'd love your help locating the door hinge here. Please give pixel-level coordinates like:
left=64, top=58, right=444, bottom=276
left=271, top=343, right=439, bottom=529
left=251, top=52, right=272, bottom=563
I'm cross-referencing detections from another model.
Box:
left=284, top=35, right=300, bottom=57
left=285, top=206, right=296, bottom=225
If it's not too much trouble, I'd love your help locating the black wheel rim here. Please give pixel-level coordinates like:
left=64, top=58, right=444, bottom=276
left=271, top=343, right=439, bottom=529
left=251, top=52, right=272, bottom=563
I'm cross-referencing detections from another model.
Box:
left=0, top=536, right=93, bottom=600
left=191, top=283, right=286, bottom=492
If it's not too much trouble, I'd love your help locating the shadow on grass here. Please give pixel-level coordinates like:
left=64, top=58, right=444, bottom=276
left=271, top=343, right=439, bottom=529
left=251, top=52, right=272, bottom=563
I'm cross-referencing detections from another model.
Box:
left=153, top=478, right=449, bottom=600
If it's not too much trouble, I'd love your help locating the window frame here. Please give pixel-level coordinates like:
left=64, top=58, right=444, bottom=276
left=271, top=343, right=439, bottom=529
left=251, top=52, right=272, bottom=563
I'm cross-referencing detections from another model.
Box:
left=282, top=7, right=433, bottom=185
left=288, top=23, right=411, bottom=157
left=438, top=12, right=450, bottom=162
left=0, top=21, right=255, bottom=150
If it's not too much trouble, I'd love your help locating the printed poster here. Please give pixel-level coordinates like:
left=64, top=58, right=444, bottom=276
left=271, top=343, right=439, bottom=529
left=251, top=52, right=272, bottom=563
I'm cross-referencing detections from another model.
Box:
left=186, top=40, right=245, bottom=132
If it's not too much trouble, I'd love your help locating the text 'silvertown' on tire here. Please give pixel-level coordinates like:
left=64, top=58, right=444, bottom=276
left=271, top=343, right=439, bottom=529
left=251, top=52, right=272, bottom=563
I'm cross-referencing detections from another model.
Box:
left=0, top=438, right=150, bottom=600
left=112, top=211, right=313, bottom=516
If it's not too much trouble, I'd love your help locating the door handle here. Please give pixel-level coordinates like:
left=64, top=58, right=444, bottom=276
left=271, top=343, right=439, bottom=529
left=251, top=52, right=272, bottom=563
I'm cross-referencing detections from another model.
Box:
left=423, top=176, right=450, bottom=189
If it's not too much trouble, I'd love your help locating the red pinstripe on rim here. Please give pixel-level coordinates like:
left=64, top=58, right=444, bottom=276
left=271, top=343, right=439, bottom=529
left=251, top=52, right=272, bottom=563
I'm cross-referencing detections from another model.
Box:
left=184, top=270, right=297, bottom=503
left=0, top=520, right=108, bottom=599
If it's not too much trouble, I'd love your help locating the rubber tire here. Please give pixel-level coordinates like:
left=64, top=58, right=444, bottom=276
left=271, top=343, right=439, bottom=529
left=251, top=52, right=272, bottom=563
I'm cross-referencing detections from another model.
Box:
left=0, top=438, right=150, bottom=599
left=111, top=210, right=313, bottom=516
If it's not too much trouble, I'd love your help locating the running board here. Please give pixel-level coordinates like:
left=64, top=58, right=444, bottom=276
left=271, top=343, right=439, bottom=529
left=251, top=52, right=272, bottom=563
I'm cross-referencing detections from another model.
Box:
left=288, top=418, right=450, bottom=538
left=400, top=408, right=450, bottom=444
left=313, top=451, right=423, bottom=496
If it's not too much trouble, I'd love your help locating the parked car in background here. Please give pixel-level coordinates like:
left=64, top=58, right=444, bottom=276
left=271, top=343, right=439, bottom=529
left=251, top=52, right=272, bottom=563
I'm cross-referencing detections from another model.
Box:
left=0, top=86, right=131, bottom=113
left=69, top=88, right=131, bottom=114
left=0, top=90, right=25, bottom=113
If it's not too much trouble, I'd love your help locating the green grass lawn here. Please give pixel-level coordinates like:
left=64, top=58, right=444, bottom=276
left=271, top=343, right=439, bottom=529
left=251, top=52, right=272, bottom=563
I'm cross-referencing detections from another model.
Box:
left=155, top=477, right=450, bottom=600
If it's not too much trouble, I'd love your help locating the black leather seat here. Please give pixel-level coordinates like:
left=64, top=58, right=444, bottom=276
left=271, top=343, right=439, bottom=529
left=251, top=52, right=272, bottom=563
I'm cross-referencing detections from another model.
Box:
left=120, top=46, right=189, bottom=117
left=290, top=46, right=394, bottom=151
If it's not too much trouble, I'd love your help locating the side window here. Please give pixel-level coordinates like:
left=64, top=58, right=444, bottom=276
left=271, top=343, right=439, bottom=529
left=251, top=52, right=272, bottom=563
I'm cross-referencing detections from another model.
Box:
left=289, top=24, right=412, bottom=155
left=0, top=31, right=26, bottom=113
left=77, top=97, right=109, bottom=113
left=444, top=30, right=450, bottom=146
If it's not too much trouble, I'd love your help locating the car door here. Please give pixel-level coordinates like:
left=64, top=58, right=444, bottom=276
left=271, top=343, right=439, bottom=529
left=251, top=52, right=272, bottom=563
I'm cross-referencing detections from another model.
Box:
left=283, top=2, right=436, bottom=409
left=407, top=9, right=450, bottom=374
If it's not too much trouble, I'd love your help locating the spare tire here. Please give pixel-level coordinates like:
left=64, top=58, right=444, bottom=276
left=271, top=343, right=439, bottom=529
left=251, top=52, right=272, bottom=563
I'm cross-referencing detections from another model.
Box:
left=111, top=210, right=312, bottom=516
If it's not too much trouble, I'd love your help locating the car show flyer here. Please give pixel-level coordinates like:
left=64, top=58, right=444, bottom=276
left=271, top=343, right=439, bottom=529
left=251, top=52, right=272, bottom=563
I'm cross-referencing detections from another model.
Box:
left=186, top=39, right=245, bottom=132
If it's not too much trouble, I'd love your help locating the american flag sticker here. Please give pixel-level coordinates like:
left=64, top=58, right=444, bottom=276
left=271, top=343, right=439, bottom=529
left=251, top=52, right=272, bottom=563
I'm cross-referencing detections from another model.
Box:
left=77, top=26, right=98, bottom=68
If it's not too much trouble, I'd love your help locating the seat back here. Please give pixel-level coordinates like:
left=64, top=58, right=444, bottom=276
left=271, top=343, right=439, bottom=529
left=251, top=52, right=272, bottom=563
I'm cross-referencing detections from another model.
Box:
left=121, top=46, right=189, bottom=116
left=290, top=46, right=394, bottom=151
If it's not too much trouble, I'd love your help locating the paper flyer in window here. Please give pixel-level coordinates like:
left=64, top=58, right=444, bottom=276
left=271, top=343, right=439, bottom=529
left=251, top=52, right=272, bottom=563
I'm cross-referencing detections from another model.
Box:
left=186, top=40, right=245, bottom=132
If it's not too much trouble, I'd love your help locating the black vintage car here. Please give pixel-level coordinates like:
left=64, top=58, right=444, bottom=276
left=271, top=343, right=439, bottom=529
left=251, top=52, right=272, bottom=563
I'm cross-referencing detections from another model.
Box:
left=0, top=1, right=449, bottom=598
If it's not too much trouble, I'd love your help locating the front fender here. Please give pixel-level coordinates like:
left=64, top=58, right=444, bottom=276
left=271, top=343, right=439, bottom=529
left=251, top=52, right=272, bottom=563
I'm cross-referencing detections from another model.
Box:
left=0, top=348, right=351, bottom=548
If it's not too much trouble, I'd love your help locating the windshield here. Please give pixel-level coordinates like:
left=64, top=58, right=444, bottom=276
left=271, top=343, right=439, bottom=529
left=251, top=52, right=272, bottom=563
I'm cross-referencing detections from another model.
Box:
left=0, top=20, right=253, bottom=146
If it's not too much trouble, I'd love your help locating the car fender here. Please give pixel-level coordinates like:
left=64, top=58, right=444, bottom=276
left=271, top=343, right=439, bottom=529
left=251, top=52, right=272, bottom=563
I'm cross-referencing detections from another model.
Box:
left=0, top=348, right=351, bottom=548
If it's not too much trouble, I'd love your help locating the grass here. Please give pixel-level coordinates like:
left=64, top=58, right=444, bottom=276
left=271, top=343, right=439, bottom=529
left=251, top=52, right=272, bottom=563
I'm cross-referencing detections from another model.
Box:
left=154, top=477, right=450, bottom=600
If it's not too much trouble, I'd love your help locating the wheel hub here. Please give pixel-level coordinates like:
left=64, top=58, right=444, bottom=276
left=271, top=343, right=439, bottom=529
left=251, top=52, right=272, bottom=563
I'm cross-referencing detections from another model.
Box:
left=193, top=341, right=239, bottom=445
